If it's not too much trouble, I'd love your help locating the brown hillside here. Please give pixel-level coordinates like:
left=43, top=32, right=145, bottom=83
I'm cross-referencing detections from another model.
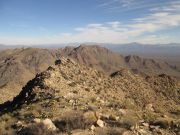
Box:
left=0, top=58, right=179, bottom=134
left=0, top=45, right=179, bottom=104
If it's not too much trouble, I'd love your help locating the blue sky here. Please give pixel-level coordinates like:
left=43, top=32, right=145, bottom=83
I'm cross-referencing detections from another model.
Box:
left=0, top=0, right=180, bottom=45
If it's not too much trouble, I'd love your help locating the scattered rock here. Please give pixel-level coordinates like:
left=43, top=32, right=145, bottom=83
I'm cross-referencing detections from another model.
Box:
left=119, top=109, right=127, bottom=115
left=138, top=129, right=148, bottom=134
left=16, top=121, right=23, bottom=127
left=12, top=121, right=25, bottom=130
left=69, top=99, right=74, bottom=103
left=96, top=97, right=100, bottom=101
left=149, top=125, right=160, bottom=130
left=145, top=104, right=154, bottom=111
left=33, top=118, right=57, bottom=131
left=96, top=119, right=104, bottom=127
left=33, top=118, right=41, bottom=123
left=42, top=118, right=57, bottom=131
left=130, top=124, right=139, bottom=131
left=90, top=125, right=96, bottom=131
left=142, top=122, right=149, bottom=127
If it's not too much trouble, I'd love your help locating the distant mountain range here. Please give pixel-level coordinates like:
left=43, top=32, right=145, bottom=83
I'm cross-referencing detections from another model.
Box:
left=103, top=43, right=180, bottom=55
left=1, top=43, right=180, bottom=63
left=1, top=42, right=180, bottom=50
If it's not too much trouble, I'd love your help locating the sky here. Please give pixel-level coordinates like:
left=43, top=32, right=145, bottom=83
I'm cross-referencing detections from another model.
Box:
left=0, top=0, right=180, bottom=45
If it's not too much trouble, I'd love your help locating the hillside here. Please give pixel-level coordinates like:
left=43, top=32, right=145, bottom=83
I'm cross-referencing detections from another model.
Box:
left=104, top=43, right=180, bottom=70
left=0, top=45, right=179, bottom=103
left=60, top=45, right=126, bottom=73
left=0, top=48, right=59, bottom=103
left=0, top=58, right=179, bottom=134
left=61, top=45, right=180, bottom=76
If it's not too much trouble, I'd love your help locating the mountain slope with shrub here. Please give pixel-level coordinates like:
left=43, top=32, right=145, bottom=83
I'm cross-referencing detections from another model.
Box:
left=0, top=45, right=179, bottom=103
left=0, top=58, right=179, bottom=135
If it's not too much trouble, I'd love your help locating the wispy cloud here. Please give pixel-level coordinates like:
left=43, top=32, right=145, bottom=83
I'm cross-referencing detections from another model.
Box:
left=150, top=1, right=180, bottom=12
left=98, top=0, right=134, bottom=8
left=98, top=0, right=180, bottom=13
left=1, top=1, right=180, bottom=45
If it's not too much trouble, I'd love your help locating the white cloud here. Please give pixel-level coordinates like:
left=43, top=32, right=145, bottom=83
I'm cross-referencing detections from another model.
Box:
left=121, top=0, right=134, bottom=7
left=1, top=1, right=180, bottom=45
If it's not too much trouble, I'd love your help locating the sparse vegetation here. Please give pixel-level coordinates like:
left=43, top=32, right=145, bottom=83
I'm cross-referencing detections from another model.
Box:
left=0, top=57, right=179, bottom=134
left=54, top=111, right=95, bottom=132
left=18, top=123, right=57, bottom=135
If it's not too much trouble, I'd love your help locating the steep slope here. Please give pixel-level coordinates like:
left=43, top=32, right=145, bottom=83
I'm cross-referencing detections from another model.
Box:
left=0, top=48, right=59, bottom=103
left=60, top=45, right=126, bottom=73
left=124, top=55, right=179, bottom=77
left=0, top=58, right=179, bottom=135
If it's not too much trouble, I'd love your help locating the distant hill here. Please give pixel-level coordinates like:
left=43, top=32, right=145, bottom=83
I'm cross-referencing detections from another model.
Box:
left=60, top=45, right=126, bottom=73
left=0, top=44, right=26, bottom=50
left=103, top=43, right=180, bottom=55
left=60, top=45, right=180, bottom=77
left=0, top=48, right=60, bottom=103
left=0, top=45, right=179, bottom=103
left=104, top=43, right=180, bottom=69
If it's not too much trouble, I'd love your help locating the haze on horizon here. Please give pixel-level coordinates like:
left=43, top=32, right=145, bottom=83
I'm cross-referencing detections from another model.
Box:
left=0, top=0, right=180, bottom=45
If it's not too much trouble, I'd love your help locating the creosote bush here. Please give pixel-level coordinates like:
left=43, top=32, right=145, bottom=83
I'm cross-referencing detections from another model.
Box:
left=54, top=111, right=95, bottom=132
left=18, top=123, right=57, bottom=135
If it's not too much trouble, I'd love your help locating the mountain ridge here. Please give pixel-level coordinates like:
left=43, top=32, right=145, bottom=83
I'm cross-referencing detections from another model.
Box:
left=0, top=45, right=179, bottom=104
left=0, top=57, right=179, bottom=134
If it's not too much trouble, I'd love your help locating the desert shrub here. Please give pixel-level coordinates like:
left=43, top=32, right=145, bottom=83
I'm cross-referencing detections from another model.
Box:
left=17, top=107, right=42, bottom=120
left=0, top=128, right=15, bottom=135
left=0, top=116, right=16, bottom=135
left=0, top=113, right=12, bottom=122
left=90, top=97, right=96, bottom=103
left=106, top=100, right=121, bottom=109
left=121, top=99, right=136, bottom=110
left=0, top=121, right=9, bottom=134
left=119, top=116, right=138, bottom=130
left=40, top=111, right=53, bottom=119
left=95, top=127, right=126, bottom=135
left=54, top=113, right=85, bottom=132
left=143, top=110, right=158, bottom=123
left=54, top=111, right=94, bottom=132
left=18, top=123, right=57, bottom=135
left=152, top=118, right=171, bottom=129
